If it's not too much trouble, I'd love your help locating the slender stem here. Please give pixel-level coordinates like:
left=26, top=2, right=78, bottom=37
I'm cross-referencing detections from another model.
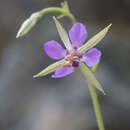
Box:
left=89, top=83, right=105, bottom=130
left=89, top=65, right=105, bottom=130
left=39, top=7, right=76, bottom=24
left=39, top=7, right=65, bottom=16
left=79, top=63, right=105, bottom=130
left=66, top=13, right=76, bottom=24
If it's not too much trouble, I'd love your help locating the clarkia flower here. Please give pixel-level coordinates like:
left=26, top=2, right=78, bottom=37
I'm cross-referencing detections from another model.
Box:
left=44, top=23, right=101, bottom=78
left=33, top=17, right=111, bottom=94
left=34, top=17, right=111, bottom=78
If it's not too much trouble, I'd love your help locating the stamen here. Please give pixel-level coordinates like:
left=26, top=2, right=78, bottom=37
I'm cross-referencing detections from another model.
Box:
left=72, top=56, right=80, bottom=61
left=63, top=63, right=72, bottom=67
left=64, top=47, right=82, bottom=68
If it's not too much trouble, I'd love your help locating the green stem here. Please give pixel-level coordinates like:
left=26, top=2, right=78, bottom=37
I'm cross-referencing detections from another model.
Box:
left=39, top=7, right=65, bottom=16
left=90, top=66, right=105, bottom=130
left=39, top=7, right=76, bottom=24
left=89, top=83, right=105, bottom=130
left=79, top=64, right=105, bottom=130
left=67, top=13, right=76, bottom=24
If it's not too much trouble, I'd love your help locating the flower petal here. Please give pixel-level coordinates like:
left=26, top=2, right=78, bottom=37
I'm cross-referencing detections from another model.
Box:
left=69, top=22, right=87, bottom=47
left=52, top=67, right=74, bottom=78
left=82, top=48, right=101, bottom=67
left=44, top=40, right=66, bottom=60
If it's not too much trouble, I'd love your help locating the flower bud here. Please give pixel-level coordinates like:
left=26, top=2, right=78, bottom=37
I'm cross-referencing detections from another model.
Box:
left=16, top=12, right=41, bottom=38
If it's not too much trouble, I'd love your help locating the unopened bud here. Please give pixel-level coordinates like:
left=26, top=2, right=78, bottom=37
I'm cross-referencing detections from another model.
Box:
left=16, top=12, right=41, bottom=38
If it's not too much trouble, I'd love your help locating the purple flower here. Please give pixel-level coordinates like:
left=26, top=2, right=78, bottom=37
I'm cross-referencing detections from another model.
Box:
left=44, top=22, right=101, bottom=78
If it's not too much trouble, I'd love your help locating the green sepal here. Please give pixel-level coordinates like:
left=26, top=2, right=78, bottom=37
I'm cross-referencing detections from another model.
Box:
left=53, top=16, right=72, bottom=50
left=79, top=62, right=105, bottom=95
left=78, top=24, right=112, bottom=54
left=33, top=59, right=66, bottom=78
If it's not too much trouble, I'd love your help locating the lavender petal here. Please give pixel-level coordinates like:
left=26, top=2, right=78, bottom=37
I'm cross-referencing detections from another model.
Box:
left=82, top=48, right=101, bottom=67
left=52, top=67, right=74, bottom=78
left=44, top=40, right=66, bottom=60
left=69, top=22, right=88, bottom=47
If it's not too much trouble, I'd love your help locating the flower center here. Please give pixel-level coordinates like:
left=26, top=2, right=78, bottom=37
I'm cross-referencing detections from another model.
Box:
left=63, top=47, right=82, bottom=68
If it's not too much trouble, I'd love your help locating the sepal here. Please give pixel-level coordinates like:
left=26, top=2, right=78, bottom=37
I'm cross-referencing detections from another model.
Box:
left=79, top=62, right=105, bottom=95
left=53, top=16, right=72, bottom=50
left=78, top=24, right=112, bottom=54
left=33, top=59, right=66, bottom=78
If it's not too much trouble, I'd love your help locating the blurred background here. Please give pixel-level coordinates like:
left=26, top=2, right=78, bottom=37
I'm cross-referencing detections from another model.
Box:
left=0, top=0, right=130, bottom=130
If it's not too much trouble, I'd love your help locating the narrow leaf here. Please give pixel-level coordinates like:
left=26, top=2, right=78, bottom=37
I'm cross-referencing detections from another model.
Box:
left=53, top=16, right=72, bottom=50
left=78, top=24, right=112, bottom=54
left=33, top=59, right=66, bottom=78
left=79, top=62, right=105, bottom=95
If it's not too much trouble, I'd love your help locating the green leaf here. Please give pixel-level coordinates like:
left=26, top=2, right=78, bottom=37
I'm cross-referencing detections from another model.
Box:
left=53, top=16, right=72, bottom=50
left=79, top=62, right=105, bottom=95
left=33, top=59, right=66, bottom=78
left=78, top=24, right=112, bottom=54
